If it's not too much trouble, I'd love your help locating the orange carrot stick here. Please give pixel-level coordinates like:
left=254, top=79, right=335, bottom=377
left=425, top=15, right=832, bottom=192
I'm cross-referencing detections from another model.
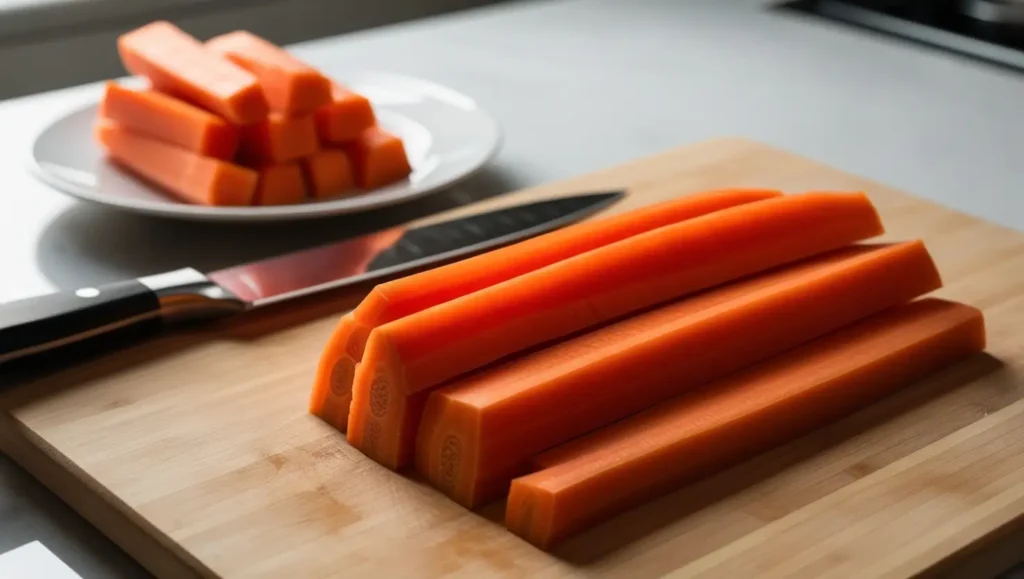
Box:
left=254, top=162, right=307, bottom=205
left=301, top=150, right=354, bottom=198
left=344, top=126, right=411, bottom=189
left=350, top=192, right=885, bottom=469
left=117, top=21, right=268, bottom=125
left=99, top=81, right=238, bottom=160
left=206, top=30, right=331, bottom=116
left=415, top=241, right=943, bottom=506
left=315, top=84, right=376, bottom=144
left=310, top=188, right=782, bottom=430
left=97, top=122, right=256, bottom=206
left=506, top=298, right=985, bottom=549
left=238, top=114, right=318, bottom=165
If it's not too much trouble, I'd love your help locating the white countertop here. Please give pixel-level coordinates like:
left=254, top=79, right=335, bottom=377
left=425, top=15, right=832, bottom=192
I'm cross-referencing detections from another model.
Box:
left=1, top=0, right=1022, bottom=576
left=0, top=541, right=82, bottom=579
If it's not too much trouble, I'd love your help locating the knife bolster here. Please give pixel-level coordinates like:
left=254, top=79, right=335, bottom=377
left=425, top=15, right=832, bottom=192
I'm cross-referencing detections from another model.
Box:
left=139, top=268, right=247, bottom=323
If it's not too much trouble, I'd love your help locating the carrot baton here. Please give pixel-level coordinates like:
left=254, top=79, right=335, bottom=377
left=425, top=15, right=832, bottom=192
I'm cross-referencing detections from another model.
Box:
left=310, top=188, right=783, bottom=430
left=350, top=192, right=884, bottom=469
left=206, top=30, right=332, bottom=116
left=415, top=241, right=943, bottom=505
left=97, top=122, right=257, bottom=206
left=301, top=149, right=355, bottom=198
left=506, top=298, right=986, bottom=549
left=343, top=126, right=412, bottom=190
left=315, top=84, right=377, bottom=145
left=238, top=113, right=319, bottom=165
left=118, top=21, right=268, bottom=125
left=99, top=82, right=238, bottom=160
left=253, top=163, right=307, bottom=206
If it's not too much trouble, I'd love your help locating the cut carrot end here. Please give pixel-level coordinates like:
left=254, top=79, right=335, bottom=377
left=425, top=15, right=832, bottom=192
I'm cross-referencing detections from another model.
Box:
left=287, top=72, right=334, bottom=114
left=346, top=317, right=374, bottom=363
left=344, top=126, right=411, bottom=190
left=348, top=329, right=426, bottom=470
left=506, top=480, right=557, bottom=550
left=414, top=241, right=941, bottom=510
left=310, top=311, right=376, bottom=430
left=100, top=81, right=239, bottom=160
left=415, top=391, right=502, bottom=508
left=309, top=324, right=356, bottom=430
left=253, top=162, right=307, bottom=206
left=310, top=314, right=361, bottom=428
left=206, top=30, right=332, bottom=115
left=301, top=149, right=355, bottom=198
left=315, top=85, right=376, bottom=144
left=316, top=387, right=353, bottom=432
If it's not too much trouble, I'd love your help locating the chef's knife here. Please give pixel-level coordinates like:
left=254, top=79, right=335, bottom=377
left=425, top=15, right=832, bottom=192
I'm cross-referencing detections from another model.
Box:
left=0, top=191, right=624, bottom=364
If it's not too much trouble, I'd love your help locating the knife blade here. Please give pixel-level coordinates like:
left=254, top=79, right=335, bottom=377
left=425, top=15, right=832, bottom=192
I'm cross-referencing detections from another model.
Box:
left=0, top=191, right=624, bottom=364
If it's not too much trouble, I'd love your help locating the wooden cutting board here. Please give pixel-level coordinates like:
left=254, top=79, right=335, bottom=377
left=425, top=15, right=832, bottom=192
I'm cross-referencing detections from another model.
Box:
left=2, top=138, right=1023, bottom=579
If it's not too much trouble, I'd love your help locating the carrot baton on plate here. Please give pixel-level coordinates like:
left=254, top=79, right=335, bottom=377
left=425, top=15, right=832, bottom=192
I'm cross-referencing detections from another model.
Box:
left=96, top=122, right=257, bottom=206
left=118, top=21, right=269, bottom=125
left=348, top=192, right=885, bottom=469
left=206, top=30, right=332, bottom=116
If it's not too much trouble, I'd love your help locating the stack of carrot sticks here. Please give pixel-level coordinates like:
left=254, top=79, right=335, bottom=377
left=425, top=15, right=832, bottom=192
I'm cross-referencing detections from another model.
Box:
left=310, top=192, right=984, bottom=545
left=96, top=21, right=411, bottom=206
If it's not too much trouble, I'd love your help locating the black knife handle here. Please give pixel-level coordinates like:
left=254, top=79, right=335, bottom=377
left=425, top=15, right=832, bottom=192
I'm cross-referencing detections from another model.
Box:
left=0, top=268, right=248, bottom=365
left=0, top=280, right=162, bottom=364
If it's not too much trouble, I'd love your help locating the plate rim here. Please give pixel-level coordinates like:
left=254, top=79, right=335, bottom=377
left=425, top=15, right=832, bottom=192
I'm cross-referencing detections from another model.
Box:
left=28, top=71, right=503, bottom=223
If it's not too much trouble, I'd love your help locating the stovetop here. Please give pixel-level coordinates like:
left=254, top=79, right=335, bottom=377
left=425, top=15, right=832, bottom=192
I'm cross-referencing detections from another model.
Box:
left=782, top=0, right=1024, bottom=73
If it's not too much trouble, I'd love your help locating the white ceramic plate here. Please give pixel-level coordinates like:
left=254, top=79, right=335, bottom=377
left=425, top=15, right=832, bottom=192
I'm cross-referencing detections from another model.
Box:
left=29, top=72, right=502, bottom=222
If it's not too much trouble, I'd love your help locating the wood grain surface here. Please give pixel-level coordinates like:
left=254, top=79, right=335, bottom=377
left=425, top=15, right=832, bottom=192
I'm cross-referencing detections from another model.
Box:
left=2, top=138, right=1023, bottom=579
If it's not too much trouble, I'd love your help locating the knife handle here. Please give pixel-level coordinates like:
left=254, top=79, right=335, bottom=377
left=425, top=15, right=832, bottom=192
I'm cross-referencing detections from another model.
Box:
left=0, top=268, right=245, bottom=364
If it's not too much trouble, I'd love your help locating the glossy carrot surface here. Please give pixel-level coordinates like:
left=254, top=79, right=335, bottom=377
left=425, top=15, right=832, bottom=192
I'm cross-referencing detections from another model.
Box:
left=310, top=188, right=782, bottom=430
left=344, top=126, right=411, bottom=189
left=301, top=149, right=354, bottom=198
left=99, top=81, right=238, bottom=160
left=254, top=162, right=307, bottom=205
left=416, top=242, right=942, bottom=507
left=238, top=113, right=319, bottom=165
left=97, top=122, right=256, bottom=206
left=507, top=298, right=985, bottom=549
left=118, top=21, right=268, bottom=125
left=207, top=30, right=331, bottom=115
left=315, top=84, right=376, bottom=144
left=349, top=192, right=885, bottom=469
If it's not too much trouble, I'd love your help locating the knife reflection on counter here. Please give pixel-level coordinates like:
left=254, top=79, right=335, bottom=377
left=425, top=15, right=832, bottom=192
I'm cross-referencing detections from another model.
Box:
left=0, top=191, right=624, bottom=364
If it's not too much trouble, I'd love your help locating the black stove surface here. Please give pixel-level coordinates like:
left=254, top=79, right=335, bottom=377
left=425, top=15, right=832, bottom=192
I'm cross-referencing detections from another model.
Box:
left=781, top=0, right=1024, bottom=73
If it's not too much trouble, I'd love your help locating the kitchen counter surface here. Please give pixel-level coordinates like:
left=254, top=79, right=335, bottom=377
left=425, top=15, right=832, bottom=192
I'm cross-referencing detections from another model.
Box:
left=1, top=0, right=1022, bottom=576
left=0, top=0, right=501, bottom=98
